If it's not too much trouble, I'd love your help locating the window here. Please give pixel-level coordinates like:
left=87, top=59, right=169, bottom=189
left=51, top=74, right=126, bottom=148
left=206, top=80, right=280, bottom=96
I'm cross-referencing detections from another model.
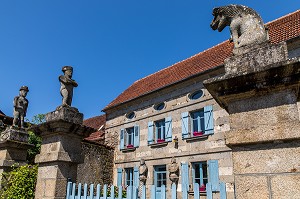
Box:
left=154, top=102, right=165, bottom=111
left=192, top=162, right=208, bottom=191
left=120, top=125, right=140, bottom=150
left=181, top=105, right=214, bottom=139
left=125, top=112, right=135, bottom=119
left=125, top=168, right=134, bottom=186
left=154, top=165, right=167, bottom=187
left=147, top=117, right=172, bottom=145
left=189, top=90, right=204, bottom=100
left=181, top=160, right=220, bottom=193
left=155, top=119, right=165, bottom=142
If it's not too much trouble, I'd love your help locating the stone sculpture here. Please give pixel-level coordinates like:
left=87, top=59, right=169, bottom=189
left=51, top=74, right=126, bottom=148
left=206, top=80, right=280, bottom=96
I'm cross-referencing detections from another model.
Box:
left=59, top=66, right=78, bottom=107
left=139, top=159, right=148, bottom=196
left=210, top=4, right=268, bottom=49
left=168, top=157, right=179, bottom=184
left=13, top=86, right=29, bottom=128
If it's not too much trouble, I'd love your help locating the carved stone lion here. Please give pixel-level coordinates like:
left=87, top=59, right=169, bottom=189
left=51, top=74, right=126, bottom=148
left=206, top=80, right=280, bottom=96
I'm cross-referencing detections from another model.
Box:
left=211, top=4, right=269, bottom=49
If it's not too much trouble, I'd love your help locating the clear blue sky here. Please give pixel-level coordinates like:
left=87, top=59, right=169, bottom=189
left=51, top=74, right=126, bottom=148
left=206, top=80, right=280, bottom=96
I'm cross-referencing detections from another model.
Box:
left=1, top=0, right=299, bottom=120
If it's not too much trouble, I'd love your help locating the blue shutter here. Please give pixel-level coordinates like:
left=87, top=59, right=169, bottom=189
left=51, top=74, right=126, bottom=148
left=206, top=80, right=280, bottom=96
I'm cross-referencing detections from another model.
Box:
left=134, top=125, right=140, bottom=147
left=204, top=105, right=214, bottom=135
left=117, top=168, right=123, bottom=186
left=133, top=167, right=139, bottom=188
left=120, top=129, right=125, bottom=150
left=181, top=112, right=189, bottom=139
left=208, top=160, right=219, bottom=191
left=165, top=116, right=172, bottom=142
left=148, top=121, right=154, bottom=144
left=181, top=162, right=189, bottom=192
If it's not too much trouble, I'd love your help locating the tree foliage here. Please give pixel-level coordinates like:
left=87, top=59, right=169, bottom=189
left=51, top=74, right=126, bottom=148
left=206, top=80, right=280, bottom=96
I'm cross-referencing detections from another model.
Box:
left=0, top=165, right=38, bottom=199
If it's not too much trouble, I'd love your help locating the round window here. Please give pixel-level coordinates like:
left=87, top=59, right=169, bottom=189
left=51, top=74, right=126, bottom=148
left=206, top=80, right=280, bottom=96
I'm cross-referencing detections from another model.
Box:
left=125, top=112, right=135, bottom=119
left=154, top=102, right=165, bottom=111
left=189, top=90, right=204, bottom=100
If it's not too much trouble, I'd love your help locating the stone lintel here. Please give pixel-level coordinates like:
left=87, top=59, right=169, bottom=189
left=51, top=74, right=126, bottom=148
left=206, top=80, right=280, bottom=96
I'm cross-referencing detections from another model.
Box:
left=35, top=151, right=83, bottom=164
left=204, top=58, right=300, bottom=112
left=46, top=106, right=83, bottom=124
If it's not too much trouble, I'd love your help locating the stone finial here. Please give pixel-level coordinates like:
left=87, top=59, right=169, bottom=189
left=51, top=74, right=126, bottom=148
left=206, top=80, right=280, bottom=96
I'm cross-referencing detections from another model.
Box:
left=210, top=4, right=269, bottom=51
left=59, top=66, right=78, bottom=107
left=13, top=86, right=29, bottom=128
left=168, top=157, right=179, bottom=184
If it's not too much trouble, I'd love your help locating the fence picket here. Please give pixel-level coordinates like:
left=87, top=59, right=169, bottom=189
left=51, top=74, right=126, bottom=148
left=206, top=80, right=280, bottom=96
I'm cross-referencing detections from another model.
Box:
left=171, top=184, right=176, bottom=199
left=182, top=183, right=188, bottom=199
left=220, top=182, right=226, bottom=199
left=150, top=185, right=156, bottom=199
left=161, top=185, right=166, bottom=199
left=89, top=184, right=94, bottom=199
left=83, top=183, right=88, bottom=199
left=118, top=186, right=122, bottom=199
left=193, top=183, right=199, bottom=199
left=66, top=182, right=72, bottom=199
left=71, top=183, right=76, bottom=199
left=95, top=184, right=100, bottom=199
left=110, top=185, right=114, bottom=199
left=206, top=182, right=213, bottom=199
left=77, top=183, right=82, bottom=199
left=141, top=185, right=146, bottom=199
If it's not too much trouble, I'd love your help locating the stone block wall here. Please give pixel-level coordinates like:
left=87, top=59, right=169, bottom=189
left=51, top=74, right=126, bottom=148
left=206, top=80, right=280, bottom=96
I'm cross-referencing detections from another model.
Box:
left=77, top=141, right=114, bottom=185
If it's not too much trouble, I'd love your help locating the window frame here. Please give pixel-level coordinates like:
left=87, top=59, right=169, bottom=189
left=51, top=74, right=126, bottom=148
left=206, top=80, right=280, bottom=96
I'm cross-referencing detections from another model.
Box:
left=154, top=165, right=167, bottom=188
left=124, top=167, right=134, bottom=186
left=125, top=127, right=134, bottom=147
left=190, top=109, right=205, bottom=137
left=155, top=119, right=166, bottom=142
left=192, top=162, right=208, bottom=191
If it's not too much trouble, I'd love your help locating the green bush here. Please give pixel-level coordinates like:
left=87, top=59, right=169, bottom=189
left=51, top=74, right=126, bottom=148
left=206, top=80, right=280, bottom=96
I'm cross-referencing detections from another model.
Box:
left=0, top=165, right=38, bottom=199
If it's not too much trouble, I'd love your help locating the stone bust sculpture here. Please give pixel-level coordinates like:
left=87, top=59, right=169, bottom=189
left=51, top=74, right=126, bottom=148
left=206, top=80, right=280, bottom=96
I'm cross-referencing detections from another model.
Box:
left=168, top=157, right=179, bottom=184
left=13, top=86, right=29, bottom=128
left=139, top=159, right=148, bottom=183
left=210, top=4, right=269, bottom=49
left=59, top=66, right=78, bottom=107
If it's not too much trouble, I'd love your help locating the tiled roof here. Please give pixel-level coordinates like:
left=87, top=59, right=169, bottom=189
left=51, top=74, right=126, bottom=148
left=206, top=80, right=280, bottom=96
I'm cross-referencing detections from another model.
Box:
left=104, top=10, right=300, bottom=111
left=83, top=114, right=106, bottom=144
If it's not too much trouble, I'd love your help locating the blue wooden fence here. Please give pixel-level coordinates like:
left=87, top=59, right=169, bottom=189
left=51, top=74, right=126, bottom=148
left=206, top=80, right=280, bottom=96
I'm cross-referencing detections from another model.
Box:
left=66, top=182, right=227, bottom=199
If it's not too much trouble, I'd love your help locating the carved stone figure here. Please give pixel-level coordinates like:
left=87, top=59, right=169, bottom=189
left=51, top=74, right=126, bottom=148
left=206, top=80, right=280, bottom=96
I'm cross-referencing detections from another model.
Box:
left=59, top=66, right=78, bottom=107
left=13, top=86, right=29, bottom=128
left=139, top=159, right=148, bottom=196
left=168, top=157, right=179, bottom=184
left=210, top=4, right=269, bottom=49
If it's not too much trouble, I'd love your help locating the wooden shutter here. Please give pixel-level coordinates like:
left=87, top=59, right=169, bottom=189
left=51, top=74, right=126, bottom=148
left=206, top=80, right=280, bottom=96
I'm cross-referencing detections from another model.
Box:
left=117, top=168, right=123, bottom=187
left=148, top=121, right=154, bottom=144
left=204, top=105, right=214, bottom=135
left=208, top=160, right=219, bottom=191
left=133, top=167, right=139, bottom=188
left=120, top=129, right=125, bottom=150
left=165, top=116, right=172, bottom=142
left=181, top=162, right=189, bottom=192
left=134, top=125, right=140, bottom=147
left=181, top=112, right=189, bottom=139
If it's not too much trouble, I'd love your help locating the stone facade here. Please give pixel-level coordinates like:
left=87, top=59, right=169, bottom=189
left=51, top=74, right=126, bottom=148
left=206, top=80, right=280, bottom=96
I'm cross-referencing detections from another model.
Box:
left=77, top=141, right=114, bottom=185
left=104, top=67, right=235, bottom=198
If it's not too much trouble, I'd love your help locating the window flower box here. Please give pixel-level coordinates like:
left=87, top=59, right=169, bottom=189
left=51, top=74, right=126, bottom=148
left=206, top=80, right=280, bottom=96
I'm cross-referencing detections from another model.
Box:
left=193, top=131, right=204, bottom=136
left=157, top=139, right=165, bottom=143
left=199, top=184, right=206, bottom=192
left=126, top=144, right=134, bottom=149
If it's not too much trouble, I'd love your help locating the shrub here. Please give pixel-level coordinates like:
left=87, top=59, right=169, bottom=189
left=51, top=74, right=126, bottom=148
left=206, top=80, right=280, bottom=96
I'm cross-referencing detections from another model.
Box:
left=0, top=165, right=38, bottom=199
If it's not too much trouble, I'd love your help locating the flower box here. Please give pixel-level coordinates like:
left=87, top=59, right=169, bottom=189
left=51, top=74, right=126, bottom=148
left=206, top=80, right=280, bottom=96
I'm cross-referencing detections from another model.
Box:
left=199, top=184, right=206, bottom=192
left=126, top=144, right=134, bottom=149
left=157, top=139, right=165, bottom=143
left=193, top=131, right=204, bottom=136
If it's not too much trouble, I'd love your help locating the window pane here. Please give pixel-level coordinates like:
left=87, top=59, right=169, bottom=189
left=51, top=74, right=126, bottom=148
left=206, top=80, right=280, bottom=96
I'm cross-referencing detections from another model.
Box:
left=126, top=127, right=134, bottom=145
left=125, top=168, right=133, bottom=186
left=155, top=165, right=166, bottom=187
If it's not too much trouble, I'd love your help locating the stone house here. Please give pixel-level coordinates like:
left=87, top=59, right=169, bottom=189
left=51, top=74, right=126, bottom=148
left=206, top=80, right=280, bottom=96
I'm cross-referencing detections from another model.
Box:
left=90, top=10, right=300, bottom=198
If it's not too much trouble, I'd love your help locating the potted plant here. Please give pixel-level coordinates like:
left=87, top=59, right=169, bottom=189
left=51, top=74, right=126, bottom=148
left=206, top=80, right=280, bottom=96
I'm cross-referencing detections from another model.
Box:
left=157, top=139, right=165, bottom=143
left=127, top=144, right=134, bottom=149
left=199, top=184, right=206, bottom=192
left=193, top=131, right=204, bottom=136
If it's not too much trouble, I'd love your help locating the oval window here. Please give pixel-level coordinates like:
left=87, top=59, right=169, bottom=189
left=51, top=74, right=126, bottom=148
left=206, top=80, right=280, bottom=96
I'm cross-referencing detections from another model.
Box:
left=189, top=90, right=203, bottom=100
left=125, top=112, right=135, bottom=119
left=154, top=102, right=165, bottom=111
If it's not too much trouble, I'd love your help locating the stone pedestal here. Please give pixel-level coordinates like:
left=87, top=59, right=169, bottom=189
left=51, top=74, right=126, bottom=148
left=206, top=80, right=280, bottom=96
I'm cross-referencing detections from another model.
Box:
left=204, top=42, right=300, bottom=198
left=0, top=127, right=32, bottom=182
left=33, top=107, right=94, bottom=199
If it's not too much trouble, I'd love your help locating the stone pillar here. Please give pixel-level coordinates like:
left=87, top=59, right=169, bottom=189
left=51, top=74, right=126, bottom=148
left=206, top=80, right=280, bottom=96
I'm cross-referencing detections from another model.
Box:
left=204, top=42, right=300, bottom=198
left=33, top=107, right=94, bottom=199
left=0, top=127, right=32, bottom=182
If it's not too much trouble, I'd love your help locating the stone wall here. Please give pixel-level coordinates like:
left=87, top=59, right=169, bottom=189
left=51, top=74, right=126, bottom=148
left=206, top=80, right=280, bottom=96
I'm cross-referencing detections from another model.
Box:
left=77, top=141, right=114, bottom=185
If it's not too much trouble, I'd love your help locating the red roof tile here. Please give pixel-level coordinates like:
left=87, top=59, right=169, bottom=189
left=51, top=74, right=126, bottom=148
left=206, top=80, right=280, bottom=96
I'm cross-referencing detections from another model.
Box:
left=104, top=10, right=300, bottom=111
left=83, top=114, right=106, bottom=143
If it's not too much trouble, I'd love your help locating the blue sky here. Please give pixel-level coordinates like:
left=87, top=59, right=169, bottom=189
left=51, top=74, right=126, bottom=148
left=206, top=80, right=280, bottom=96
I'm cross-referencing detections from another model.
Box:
left=1, top=1, right=299, bottom=120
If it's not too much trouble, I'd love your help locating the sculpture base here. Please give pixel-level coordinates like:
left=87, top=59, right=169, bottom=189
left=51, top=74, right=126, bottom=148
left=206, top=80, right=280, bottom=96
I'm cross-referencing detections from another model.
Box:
left=46, top=106, right=83, bottom=124
left=0, top=127, right=30, bottom=143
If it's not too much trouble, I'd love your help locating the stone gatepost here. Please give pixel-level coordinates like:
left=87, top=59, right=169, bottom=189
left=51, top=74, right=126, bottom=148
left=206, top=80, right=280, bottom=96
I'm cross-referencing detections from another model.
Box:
left=33, top=107, right=94, bottom=199
left=0, top=127, right=32, bottom=182
left=204, top=41, right=300, bottom=198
